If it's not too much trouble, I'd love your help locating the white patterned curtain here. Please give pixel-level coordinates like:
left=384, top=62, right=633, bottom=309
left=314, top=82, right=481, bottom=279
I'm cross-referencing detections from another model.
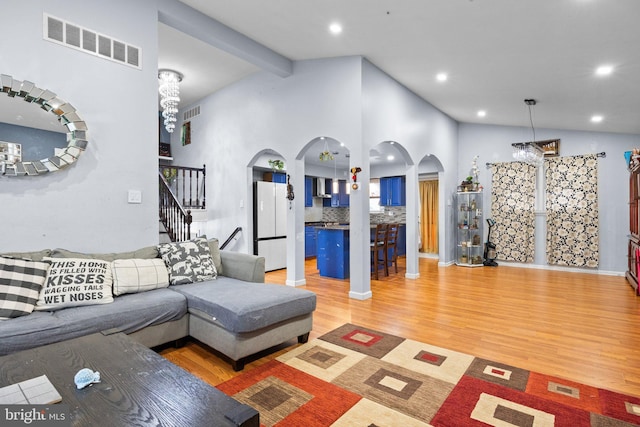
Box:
left=490, top=162, right=537, bottom=263
left=545, top=154, right=599, bottom=267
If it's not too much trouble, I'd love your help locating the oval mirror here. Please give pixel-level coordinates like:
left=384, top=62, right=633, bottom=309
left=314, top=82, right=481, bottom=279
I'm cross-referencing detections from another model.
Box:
left=0, top=74, right=88, bottom=176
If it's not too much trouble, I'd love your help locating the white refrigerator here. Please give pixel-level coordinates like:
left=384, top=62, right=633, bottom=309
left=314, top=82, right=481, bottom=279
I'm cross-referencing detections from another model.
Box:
left=254, top=181, right=287, bottom=271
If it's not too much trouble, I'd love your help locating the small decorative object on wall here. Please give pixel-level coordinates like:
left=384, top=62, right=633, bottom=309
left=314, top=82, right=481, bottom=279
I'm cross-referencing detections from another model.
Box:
left=535, top=138, right=560, bottom=157
left=286, top=174, right=294, bottom=202
left=159, top=142, right=171, bottom=158
left=181, top=121, right=191, bottom=146
left=350, top=167, right=361, bottom=190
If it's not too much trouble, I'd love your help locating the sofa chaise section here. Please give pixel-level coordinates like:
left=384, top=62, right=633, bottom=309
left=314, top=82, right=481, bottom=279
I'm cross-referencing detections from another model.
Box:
left=172, top=277, right=316, bottom=370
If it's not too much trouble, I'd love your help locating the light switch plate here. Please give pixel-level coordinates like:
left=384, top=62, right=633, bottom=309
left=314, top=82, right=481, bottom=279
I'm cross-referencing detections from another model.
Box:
left=128, top=190, right=142, bottom=204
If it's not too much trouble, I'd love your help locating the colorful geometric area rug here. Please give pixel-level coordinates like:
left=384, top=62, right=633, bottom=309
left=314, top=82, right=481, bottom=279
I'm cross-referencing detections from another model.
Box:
left=217, top=323, right=640, bottom=426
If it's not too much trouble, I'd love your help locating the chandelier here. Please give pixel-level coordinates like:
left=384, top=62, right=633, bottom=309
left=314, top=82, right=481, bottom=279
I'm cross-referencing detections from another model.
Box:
left=512, top=99, right=544, bottom=165
left=512, top=142, right=544, bottom=165
left=158, top=69, right=183, bottom=133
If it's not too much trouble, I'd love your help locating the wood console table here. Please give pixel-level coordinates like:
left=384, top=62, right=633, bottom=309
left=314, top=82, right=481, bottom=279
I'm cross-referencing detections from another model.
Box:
left=0, top=333, right=258, bottom=426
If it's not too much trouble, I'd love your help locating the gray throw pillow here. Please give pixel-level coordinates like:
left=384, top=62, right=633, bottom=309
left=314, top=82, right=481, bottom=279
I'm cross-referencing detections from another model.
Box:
left=207, top=238, right=223, bottom=276
left=158, top=236, right=217, bottom=285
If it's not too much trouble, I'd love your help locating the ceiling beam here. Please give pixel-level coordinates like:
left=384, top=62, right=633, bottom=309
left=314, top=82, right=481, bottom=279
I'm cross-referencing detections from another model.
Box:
left=158, top=0, right=292, bottom=78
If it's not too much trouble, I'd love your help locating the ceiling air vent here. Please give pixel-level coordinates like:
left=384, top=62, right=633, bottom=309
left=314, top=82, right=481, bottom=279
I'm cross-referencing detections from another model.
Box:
left=43, top=14, right=141, bottom=69
left=183, top=106, right=201, bottom=121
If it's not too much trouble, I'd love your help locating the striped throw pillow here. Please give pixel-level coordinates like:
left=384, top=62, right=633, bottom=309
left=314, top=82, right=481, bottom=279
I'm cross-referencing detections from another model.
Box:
left=0, top=257, right=50, bottom=320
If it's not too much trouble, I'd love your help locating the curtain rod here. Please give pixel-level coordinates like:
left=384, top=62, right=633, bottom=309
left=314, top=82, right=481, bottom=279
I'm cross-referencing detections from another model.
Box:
left=486, top=152, right=606, bottom=168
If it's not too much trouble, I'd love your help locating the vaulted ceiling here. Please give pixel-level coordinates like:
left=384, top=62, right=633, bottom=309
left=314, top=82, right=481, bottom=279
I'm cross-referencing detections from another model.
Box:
left=159, top=0, right=640, bottom=136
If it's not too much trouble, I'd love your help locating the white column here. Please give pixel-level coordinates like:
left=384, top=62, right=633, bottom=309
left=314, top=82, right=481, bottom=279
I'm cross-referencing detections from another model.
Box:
left=286, top=158, right=306, bottom=286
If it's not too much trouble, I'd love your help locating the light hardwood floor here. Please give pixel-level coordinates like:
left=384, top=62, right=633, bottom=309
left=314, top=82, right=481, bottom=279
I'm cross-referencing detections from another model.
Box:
left=160, top=257, right=640, bottom=397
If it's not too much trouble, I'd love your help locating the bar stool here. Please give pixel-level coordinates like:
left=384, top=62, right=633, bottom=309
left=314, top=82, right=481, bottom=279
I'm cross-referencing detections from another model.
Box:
left=370, top=223, right=387, bottom=279
left=385, top=223, right=399, bottom=275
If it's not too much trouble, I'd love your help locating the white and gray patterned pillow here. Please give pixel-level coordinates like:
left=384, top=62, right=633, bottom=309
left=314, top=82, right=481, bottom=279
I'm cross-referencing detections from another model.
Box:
left=0, top=256, right=50, bottom=320
left=157, top=236, right=217, bottom=285
left=111, top=258, right=170, bottom=296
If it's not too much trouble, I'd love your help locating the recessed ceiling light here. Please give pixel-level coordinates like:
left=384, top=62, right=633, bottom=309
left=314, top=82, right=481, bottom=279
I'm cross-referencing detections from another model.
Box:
left=387, top=155, right=395, bottom=161
left=436, top=73, right=448, bottom=82
left=591, top=115, right=603, bottom=123
left=477, top=110, right=486, bottom=117
left=329, top=23, right=342, bottom=35
left=595, top=65, right=613, bottom=76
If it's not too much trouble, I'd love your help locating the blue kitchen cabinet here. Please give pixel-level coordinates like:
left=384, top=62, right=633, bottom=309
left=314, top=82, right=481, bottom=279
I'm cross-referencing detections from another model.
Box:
left=305, top=226, right=317, bottom=257
left=324, top=179, right=349, bottom=207
left=380, top=176, right=406, bottom=206
left=264, top=172, right=287, bottom=183
left=316, top=228, right=349, bottom=279
left=305, top=176, right=313, bottom=207
left=397, top=224, right=406, bottom=256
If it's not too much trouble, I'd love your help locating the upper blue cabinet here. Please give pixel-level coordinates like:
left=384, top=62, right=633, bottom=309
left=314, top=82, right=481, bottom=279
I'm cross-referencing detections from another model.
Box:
left=324, top=179, right=349, bottom=207
left=305, top=176, right=313, bottom=207
left=380, top=176, right=406, bottom=206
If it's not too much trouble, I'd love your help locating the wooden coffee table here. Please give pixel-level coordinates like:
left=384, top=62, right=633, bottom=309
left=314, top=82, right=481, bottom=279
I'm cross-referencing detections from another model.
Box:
left=0, top=332, right=258, bottom=426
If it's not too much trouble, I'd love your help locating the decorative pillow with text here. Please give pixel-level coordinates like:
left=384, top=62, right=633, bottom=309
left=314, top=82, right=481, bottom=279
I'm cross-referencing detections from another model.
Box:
left=35, top=257, right=114, bottom=311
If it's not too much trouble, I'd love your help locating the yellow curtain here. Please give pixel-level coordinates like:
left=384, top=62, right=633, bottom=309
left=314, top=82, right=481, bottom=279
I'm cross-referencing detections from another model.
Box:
left=419, top=180, right=438, bottom=253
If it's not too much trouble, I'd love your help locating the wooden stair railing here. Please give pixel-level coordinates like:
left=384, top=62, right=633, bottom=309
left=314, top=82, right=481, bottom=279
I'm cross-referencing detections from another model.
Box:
left=159, top=164, right=206, bottom=210
left=159, top=171, right=192, bottom=242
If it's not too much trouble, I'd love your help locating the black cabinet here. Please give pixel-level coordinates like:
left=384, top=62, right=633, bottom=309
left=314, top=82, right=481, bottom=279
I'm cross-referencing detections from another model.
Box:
left=380, top=176, right=406, bottom=206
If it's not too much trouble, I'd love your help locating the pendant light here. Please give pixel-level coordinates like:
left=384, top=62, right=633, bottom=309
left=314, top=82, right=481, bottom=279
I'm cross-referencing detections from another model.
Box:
left=512, top=99, right=544, bottom=165
left=158, top=69, right=183, bottom=133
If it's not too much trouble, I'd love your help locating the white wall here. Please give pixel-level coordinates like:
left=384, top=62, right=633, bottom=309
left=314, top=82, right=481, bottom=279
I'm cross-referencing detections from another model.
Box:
left=459, top=122, right=635, bottom=273
left=361, top=60, right=459, bottom=265
left=169, top=56, right=362, bottom=259
left=0, top=0, right=159, bottom=253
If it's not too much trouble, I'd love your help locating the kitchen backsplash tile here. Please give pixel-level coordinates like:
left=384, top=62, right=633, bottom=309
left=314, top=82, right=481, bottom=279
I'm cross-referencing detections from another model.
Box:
left=316, top=206, right=406, bottom=224
left=322, top=207, right=350, bottom=223
left=370, top=206, right=406, bottom=224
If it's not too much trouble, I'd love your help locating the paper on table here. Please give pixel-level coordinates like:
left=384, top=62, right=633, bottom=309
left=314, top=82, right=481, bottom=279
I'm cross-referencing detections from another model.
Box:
left=0, top=375, right=62, bottom=405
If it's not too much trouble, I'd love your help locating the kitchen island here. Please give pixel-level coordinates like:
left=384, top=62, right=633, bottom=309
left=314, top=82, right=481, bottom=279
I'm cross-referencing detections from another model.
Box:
left=315, top=224, right=406, bottom=279
left=316, top=225, right=350, bottom=279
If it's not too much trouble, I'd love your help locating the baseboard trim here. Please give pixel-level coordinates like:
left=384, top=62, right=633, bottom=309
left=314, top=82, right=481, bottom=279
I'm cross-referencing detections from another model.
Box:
left=405, top=272, right=420, bottom=279
left=349, top=290, right=373, bottom=300
left=477, top=261, right=625, bottom=276
left=286, top=278, right=307, bottom=287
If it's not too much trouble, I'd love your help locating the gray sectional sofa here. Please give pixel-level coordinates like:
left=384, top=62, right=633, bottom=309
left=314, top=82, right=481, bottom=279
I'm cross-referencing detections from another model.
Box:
left=0, top=239, right=316, bottom=371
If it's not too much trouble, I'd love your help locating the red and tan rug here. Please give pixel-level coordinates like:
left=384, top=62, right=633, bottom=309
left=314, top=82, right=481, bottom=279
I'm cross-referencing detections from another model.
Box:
left=217, top=323, right=640, bottom=426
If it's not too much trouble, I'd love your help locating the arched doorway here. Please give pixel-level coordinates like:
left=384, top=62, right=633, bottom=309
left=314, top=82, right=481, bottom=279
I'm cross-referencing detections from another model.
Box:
left=417, top=154, right=445, bottom=260
left=248, top=149, right=288, bottom=272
